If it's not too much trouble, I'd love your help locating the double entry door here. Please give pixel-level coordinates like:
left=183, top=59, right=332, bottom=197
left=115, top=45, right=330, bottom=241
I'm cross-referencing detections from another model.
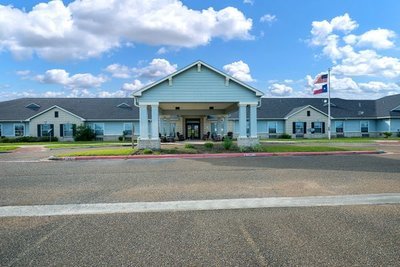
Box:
left=186, top=119, right=200, bottom=139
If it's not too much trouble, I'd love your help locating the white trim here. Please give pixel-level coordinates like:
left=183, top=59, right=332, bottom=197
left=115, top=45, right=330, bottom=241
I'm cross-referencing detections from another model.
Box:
left=238, top=102, right=258, bottom=106
left=139, top=102, right=159, bottom=106
left=391, top=104, right=400, bottom=111
left=26, top=105, right=85, bottom=121
left=284, top=105, right=330, bottom=119
left=267, top=121, right=277, bottom=134
left=133, top=60, right=264, bottom=97
left=25, top=103, right=40, bottom=108
left=13, top=123, right=25, bottom=137
left=360, top=120, right=369, bottom=133
left=334, top=120, right=345, bottom=133
left=117, top=103, right=131, bottom=108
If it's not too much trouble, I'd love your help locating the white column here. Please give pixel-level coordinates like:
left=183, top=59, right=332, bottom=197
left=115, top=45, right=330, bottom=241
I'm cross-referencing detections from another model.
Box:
left=151, top=103, right=159, bottom=139
left=223, top=116, right=228, bottom=135
left=139, top=104, right=148, bottom=139
left=216, top=117, right=221, bottom=135
left=250, top=103, right=257, bottom=138
left=239, top=103, right=247, bottom=138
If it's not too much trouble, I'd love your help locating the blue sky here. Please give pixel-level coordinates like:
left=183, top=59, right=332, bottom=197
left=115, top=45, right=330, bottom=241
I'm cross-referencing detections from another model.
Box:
left=0, top=0, right=399, bottom=100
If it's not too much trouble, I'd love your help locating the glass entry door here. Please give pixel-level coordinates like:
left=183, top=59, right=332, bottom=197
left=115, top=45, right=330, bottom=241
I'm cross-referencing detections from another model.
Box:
left=186, top=119, right=201, bottom=139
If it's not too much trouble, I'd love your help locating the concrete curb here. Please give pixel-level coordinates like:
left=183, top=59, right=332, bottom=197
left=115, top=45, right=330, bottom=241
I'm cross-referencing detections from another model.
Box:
left=50, top=150, right=383, bottom=161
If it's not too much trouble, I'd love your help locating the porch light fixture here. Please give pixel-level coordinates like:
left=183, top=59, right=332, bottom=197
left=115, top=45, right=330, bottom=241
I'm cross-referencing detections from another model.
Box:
left=209, top=106, right=214, bottom=110
left=175, top=107, right=180, bottom=110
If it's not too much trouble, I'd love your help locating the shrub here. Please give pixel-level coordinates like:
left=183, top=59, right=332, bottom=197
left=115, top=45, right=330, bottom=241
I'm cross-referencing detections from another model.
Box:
left=383, top=132, right=392, bottom=138
left=184, top=143, right=195, bottom=149
left=280, top=133, right=292, bottom=139
left=223, top=137, right=233, bottom=150
left=142, top=148, right=153, bottom=154
left=118, top=136, right=123, bottom=141
left=251, top=144, right=265, bottom=152
left=74, top=125, right=96, bottom=141
left=204, top=142, right=214, bottom=149
left=0, top=136, right=58, bottom=143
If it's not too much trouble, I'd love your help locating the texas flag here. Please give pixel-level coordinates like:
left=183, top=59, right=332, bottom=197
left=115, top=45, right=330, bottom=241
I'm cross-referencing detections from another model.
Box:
left=314, top=73, right=328, bottom=84
left=313, top=84, right=328, bottom=95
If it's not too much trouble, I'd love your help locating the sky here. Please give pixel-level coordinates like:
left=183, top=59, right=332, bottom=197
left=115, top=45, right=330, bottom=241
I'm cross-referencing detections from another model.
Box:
left=0, top=0, right=399, bottom=101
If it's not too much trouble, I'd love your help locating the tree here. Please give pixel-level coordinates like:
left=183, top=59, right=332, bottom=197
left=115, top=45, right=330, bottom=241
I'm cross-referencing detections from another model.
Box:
left=74, top=125, right=96, bottom=141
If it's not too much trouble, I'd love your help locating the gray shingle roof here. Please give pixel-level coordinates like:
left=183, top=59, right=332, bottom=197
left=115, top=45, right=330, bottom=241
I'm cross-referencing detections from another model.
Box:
left=0, top=98, right=138, bottom=121
left=1, top=94, right=399, bottom=121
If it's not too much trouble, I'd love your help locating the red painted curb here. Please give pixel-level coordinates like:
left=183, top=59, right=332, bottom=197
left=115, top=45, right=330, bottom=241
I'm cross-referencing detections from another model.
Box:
left=52, top=150, right=382, bottom=161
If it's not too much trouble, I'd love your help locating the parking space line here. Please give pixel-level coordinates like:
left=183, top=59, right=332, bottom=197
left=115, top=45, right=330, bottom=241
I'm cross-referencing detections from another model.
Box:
left=0, top=193, right=399, bottom=218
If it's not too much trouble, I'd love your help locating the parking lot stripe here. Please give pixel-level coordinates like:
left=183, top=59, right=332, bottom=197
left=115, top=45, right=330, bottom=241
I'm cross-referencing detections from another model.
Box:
left=1, top=193, right=399, bottom=218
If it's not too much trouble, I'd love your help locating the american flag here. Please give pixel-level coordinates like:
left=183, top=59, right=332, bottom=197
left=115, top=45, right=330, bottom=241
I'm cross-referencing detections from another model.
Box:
left=314, top=74, right=328, bottom=84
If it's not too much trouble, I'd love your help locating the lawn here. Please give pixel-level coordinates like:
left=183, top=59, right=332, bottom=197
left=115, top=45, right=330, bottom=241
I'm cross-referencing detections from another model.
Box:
left=57, top=148, right=135, bottom=157
left=56, top=143, right=372, bottom=157
left=0, top=141, right=130, bottom=148
left=0, top=146, right=19, bottom=152
left=261, top=137, right=400, bottom=143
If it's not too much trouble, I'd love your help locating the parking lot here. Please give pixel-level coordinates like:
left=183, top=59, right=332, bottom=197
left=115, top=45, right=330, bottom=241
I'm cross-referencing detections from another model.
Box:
left=1, top=145, right=400, bottom=266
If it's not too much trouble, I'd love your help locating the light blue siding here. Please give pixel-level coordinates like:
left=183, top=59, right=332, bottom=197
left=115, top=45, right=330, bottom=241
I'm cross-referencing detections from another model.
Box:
left=391, top=119, right=400, bottom=133
left=257, top=120, right=267, bottom=133
left=277, top=121, right=285, bottom=133
left=343, top=120, right=377, bottom=133
left=1, top=123, right=14, bottom=136
left=377, top=120, right=390, bottom=132
left=87, top=121, right=140, bottom=136
left=139, top=66, right=259, bottom=103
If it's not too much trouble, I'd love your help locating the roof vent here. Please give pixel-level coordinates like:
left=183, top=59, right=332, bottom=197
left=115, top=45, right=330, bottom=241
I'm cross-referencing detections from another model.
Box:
left=358, top=111, right=364, bottom=116
left=117, top=103, right=131, bottom=108
left=25, top=103, right=40, bottom=109
left=358, top=102, right=362, bottom=108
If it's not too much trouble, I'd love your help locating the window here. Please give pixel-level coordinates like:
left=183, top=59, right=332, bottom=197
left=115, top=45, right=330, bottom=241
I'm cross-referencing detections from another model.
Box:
left=38, top=124, right=54, bottom=137
left=93, top=123, right=104, bottom=136
left=361, top=121, right=369, bottom=133
left=307, top=111, right=311, bottom=117
left=0, top=124, right=2, bottom=136
left=335, top=121, right=344, bottom=133
left=54, top=111, right=59, bottom=118
left=14, top=124, right=24, bottom=136
left=313, top=122, right=323, bottom=133
left=123, top=123, right=133, bottom=135
left=294, top=122, right=306, bottom=134
left=268, top=122, right=277, bottom=134
left=61, top=124, right=73, bottom=137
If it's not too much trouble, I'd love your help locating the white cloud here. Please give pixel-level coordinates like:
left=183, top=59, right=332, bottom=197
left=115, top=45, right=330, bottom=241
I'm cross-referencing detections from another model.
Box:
left=36, top=69, right=107, bottom=89
left=0, top=0, right=253, bottom=60
left=105, top=64, right=132, bottom=79
left=356, top=28, right=396, bottom=49
left=43, top=91, right=65, bottom=97
left=133, top=58, right=177, bottom=79
left=223, top=60, right=254, bottom=82
left=310, top=13, right=358, bottom=46
left=121, top=79, right=144, bottom=91
left=97, top=90, right=126, bottom=98
left=269, top=83, right=293, bottom=96
left=260, top=14, right=276, bottom=24
left=358, top=81, right=399, bottom=92
left=16, top=70, right=31, bottom=76
left=332, top=49, right=400, bottom=78
left=156, top=47, right=168, bottom=55
left=243, top=0, right=254, bottom=5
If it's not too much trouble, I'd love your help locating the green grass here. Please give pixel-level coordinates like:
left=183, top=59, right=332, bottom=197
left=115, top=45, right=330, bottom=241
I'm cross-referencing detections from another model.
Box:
left=46, top=142, right=131, bottom=149
left=0, top=146, right=19, bottom=152
left=261, top=137, right=400, bottom=143
left=57, top=148, right=135, bottom=157
left=261, top=145, right=350, bottom=153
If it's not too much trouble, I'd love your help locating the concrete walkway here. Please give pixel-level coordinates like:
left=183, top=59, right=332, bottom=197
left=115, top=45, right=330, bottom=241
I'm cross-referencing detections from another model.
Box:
left=1, top=193, right=399, bottom=217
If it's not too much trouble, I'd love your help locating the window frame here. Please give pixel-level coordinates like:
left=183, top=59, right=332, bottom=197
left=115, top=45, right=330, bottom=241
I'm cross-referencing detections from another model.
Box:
left=295, top=122, right=304, bottom=134
left=268, top=121, right=277, bottom=134
left=360, top=121, right=369, bottom=133
left=14, top=123, right=25, bottom=137
left=93, top=123, right=105, bottom=136
left=123, top=122, right=133, bottom=136
left=307, top=110, right=311, bottom=117
left=313, top=122, right=323, bottom=133
left=63, top=123, right=73, bottom=137
left=335, top=121, right=344, bottom=133
left=54, top=111, right=59, bottom=118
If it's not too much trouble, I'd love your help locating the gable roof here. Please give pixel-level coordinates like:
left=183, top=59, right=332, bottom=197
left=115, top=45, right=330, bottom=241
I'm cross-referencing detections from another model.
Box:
left=284, top=105, right=328, bottom=119
left=133, top=60, right=264, bottom=97
left=0, top=98, right=139, bottom=121
left=26, top=105, right=85, bottom=121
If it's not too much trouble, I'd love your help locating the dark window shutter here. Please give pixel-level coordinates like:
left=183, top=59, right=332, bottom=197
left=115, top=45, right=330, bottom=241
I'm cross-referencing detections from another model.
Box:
left=60, top=124, right=64, bottom=137
left=50, top=124, right=54, bottom=137
left=303, top=122, right=307, bottom=134
left=311, top=122, right=314, bottom=129
left=72, top=124, right=77, bottom=136
left=322, top=122, right=326, bottom=133
left=37, top=125, right=41, bottom=137
left=292, top=122, right=296, bottom=134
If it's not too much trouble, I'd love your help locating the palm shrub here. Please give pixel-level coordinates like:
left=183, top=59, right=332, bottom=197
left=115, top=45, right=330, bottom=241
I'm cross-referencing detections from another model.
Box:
left=204, top=142, right=214, bottom=149
left=223, top=137, right=233, bottom=150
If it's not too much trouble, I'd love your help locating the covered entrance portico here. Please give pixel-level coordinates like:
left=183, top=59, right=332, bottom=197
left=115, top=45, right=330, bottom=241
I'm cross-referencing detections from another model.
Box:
left=132, top=61, right=264, bottom=149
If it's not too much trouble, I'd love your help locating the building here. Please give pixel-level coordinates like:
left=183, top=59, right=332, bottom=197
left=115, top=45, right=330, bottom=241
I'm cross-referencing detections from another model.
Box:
left=1, top=61, right=400, bottom=147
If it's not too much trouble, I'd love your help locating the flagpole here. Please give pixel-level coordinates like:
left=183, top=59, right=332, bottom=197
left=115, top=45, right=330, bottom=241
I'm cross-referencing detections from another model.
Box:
left=328, top=68, right=331, bottom=140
